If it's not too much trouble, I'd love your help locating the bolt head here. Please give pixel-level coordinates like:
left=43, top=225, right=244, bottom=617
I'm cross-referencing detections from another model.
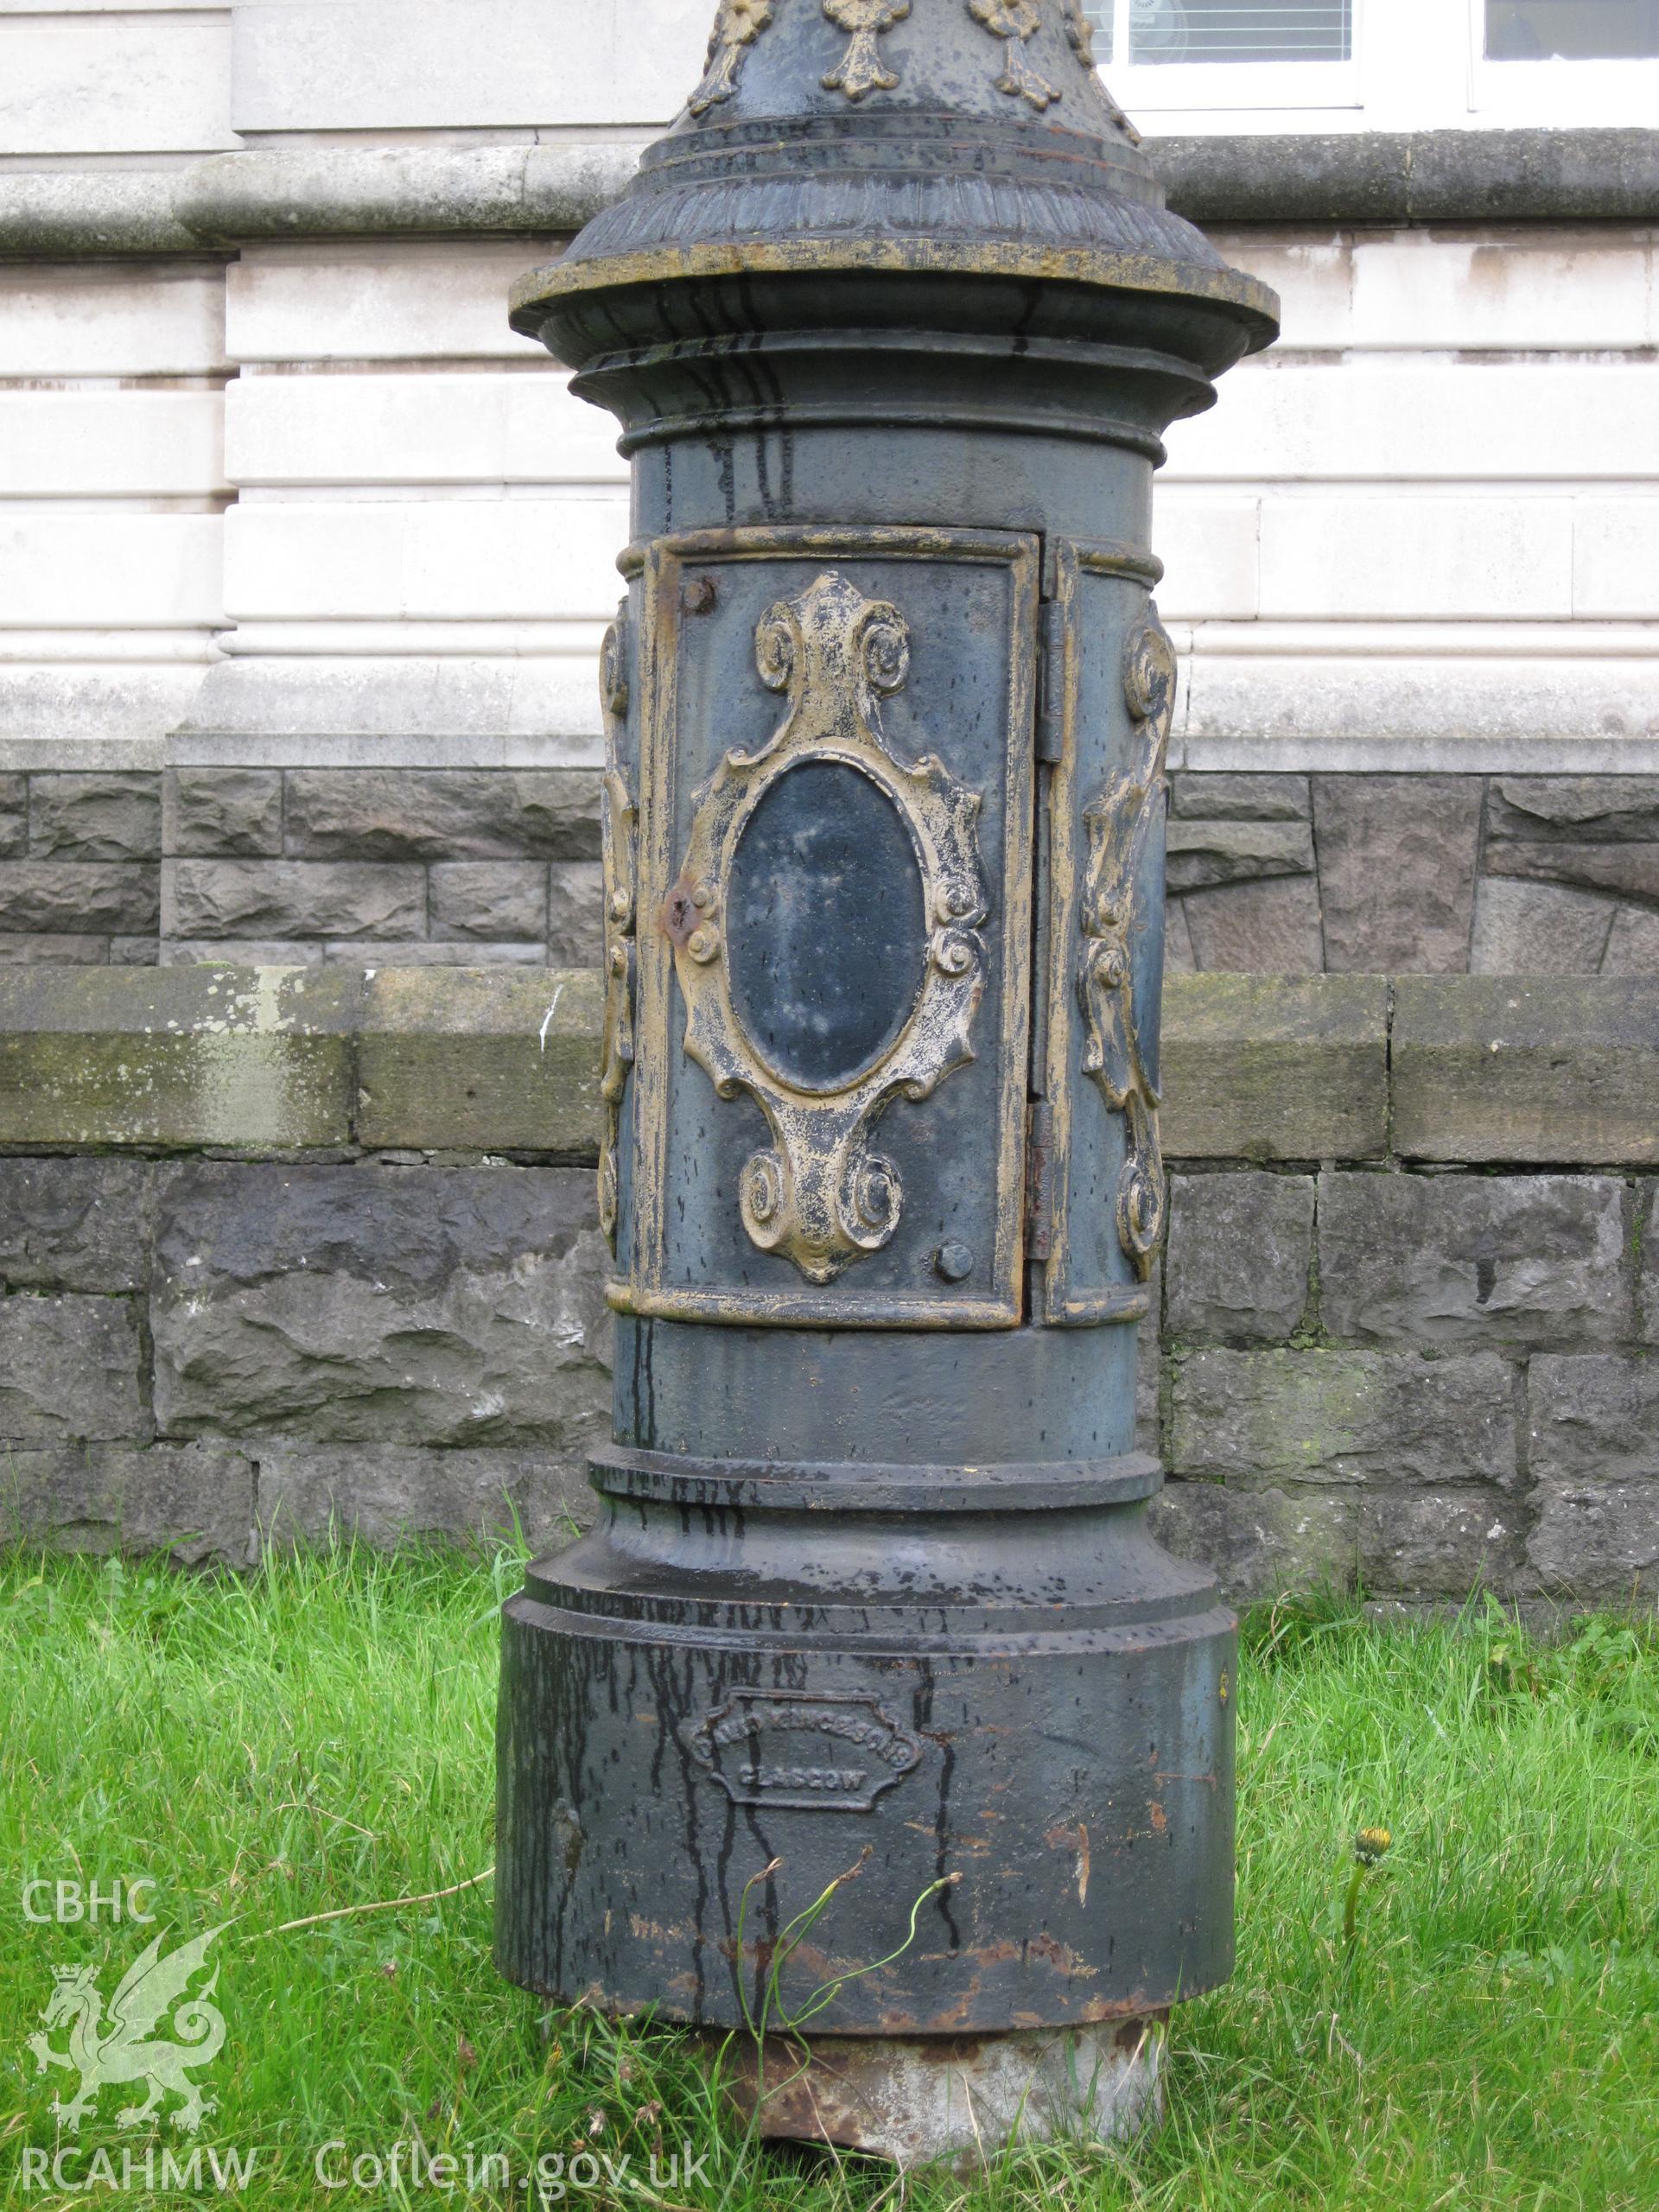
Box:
left=934, top=1240, right=975, bottom=1283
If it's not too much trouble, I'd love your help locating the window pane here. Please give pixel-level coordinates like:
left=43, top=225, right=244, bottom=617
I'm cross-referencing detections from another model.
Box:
left=1083, top=3, right=1115, bottom=61
left=1486, top=2, right=1659, bottom=60
left=1128, top=0, right=1353, bottom=64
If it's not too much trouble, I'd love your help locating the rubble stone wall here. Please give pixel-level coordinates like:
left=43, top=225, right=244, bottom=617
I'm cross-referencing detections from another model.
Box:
left=2, top=966, right=1654, bottom=1611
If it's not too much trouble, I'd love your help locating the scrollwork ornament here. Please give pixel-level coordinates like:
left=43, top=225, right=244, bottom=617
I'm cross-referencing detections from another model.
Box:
left=753, top=601, right=798, bottom=700
left=598, top=611, right=638, bottom=1254
left=740, top=1148, right=789, bottom=1249
left=822, top=0, right=910, bottom=100
left=665, top=571, right=988, bottom=1287
left=1061, top=0, right=1096, bottom=65
left=1124, top=613, right=1178, bottom=728
left=968, top=0, right=1060, bottom=110
left=1077, top=608, right=1178, bottom=1279
left=688, top=0, right=773, bottom=118
left=842, top=1146, right=903, bottom=1248
left=1059, top=0, right=1142, bottom=140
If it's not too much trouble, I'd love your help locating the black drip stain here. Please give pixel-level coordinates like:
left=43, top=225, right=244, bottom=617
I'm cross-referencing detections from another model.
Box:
left=915, top=1668, right=962, bottom=1952
left=713, top=437, right=737, bottom=524
left=626, top=1322, right=657, bottom=1448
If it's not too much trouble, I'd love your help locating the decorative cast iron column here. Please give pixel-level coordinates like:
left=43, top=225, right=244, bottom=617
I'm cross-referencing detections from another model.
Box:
left=498, top=0, right=1276, bottom=2165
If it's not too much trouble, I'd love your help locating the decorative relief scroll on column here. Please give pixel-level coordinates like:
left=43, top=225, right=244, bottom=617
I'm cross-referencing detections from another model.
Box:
left=1059, top=0, right=1142, bottom=139
left=688, top=0, right=774, bottom=117
left=1060, top=0, right=1096, bottom=64
left=822, top=0, right=912, bottom=99
left=1078, top=612, right=1178, bottom=1279
left=968, top=0, right=1060, bottom=110
left=597, top=612, right=638, bottom=1252
left=664, top=571, right=988, bottom=1287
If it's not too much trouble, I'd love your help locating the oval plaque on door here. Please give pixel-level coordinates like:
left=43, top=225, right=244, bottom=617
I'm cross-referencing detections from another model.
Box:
left=727, top=757, right=929, bottom=1095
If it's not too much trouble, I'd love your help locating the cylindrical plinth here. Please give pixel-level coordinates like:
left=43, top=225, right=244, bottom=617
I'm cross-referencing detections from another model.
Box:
left=498, top=1323, right=1235, bottom=2036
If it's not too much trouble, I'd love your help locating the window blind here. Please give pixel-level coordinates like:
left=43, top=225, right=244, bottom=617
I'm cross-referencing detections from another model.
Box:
left=1487, top=0, right=1659, bottom=60
left=1084, top=1, right=1353, bottom=67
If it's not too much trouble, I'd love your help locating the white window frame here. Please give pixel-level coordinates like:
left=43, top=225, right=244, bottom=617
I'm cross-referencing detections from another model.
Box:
left=1093, top=0, right=1363, bottom=112
left=1467, top=0, right=1659, bottom=122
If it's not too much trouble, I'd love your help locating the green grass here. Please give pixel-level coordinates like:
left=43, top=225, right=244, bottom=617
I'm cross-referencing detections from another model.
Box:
left=2, top=1548, right=1657, bottom=2210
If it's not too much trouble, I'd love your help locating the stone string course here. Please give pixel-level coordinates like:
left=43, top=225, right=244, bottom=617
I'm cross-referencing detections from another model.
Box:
left=0, top=966, right=1654, bottom=1611
left=5, top=768, right=1654, bottom=976
left=3, top=131, right=1656, bottom=263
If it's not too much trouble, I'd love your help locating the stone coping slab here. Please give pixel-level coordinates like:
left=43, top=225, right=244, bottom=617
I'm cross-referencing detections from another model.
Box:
left=1, top=966, right=1650, bottom=1165
left=1161, top=974, right=1389, bottom=1161
left=0, top=967, right=359, bottom=1152
left=3, top=130, right=1656, bottom=258
left=358, top=966, right=603, bottom=1154
left=0, top=965, right=607, bottom=1157
left=1394, top=977, right=1659, bottom=1166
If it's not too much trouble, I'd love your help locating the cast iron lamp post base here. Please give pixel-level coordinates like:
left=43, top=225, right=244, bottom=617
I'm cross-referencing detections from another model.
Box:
left=497, top=0, right=1276, bottom=2165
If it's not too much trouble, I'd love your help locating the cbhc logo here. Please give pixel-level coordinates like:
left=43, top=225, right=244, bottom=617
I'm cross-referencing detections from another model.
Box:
left=22, top=1881, right=156, bottom=1925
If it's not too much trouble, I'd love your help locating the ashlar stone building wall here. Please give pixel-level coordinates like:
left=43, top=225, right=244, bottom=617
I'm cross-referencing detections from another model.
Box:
left=0, top=3, right=1656, bottom=969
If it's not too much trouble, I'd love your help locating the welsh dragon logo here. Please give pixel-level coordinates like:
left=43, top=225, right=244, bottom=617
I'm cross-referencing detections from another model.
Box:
left=28, top=1924, right=229, bottom=2135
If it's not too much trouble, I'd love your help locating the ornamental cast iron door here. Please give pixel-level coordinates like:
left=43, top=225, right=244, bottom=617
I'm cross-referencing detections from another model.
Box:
left=620, top=527, right=1037, bottom=1326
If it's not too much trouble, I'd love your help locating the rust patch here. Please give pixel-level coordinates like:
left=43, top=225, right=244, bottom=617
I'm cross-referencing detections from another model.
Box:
left=919, top=1984, right=984, bottom=2032
left=717, top=1935, right=841, bottom=1984
left=1077, top=1990, right=1161, bottom=2024
left=968, top=1932, right=1099, bottom=1979
left=1117, top=2011, right=1169, bottom=2051
left=660, top=870, right=703, bottom=950
left=1147, top=1800, right=1167, bottom=1835
left=1044, top=1818, right=1090, bottom=1905
left=627, top=1913, right=689, bottom=1943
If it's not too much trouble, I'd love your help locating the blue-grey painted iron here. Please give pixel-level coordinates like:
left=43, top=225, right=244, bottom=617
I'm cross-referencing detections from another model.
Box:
left=498, top=0, right=1276, bottom=2162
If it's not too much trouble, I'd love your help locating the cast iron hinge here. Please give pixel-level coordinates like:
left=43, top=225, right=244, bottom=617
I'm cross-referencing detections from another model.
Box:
left=1035, top=601, right=1067, bottom=765
left=1026, top=1099, right=1055, bottom=1262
